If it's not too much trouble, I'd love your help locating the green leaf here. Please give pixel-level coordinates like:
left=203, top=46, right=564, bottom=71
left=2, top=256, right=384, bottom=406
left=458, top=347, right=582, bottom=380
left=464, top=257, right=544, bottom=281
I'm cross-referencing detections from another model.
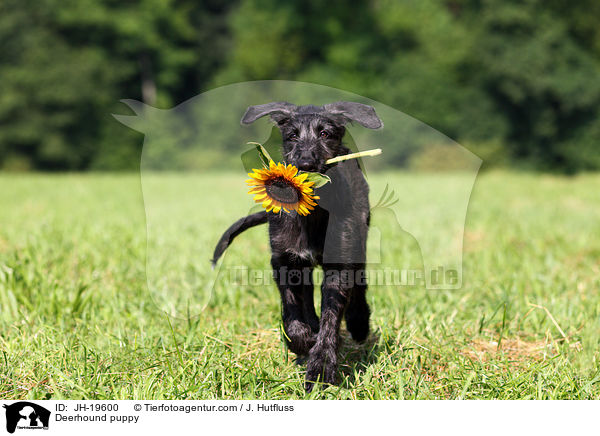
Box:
left=247, top=142, right=273, bottom=167
left=303, top=171, right=331, bottom=188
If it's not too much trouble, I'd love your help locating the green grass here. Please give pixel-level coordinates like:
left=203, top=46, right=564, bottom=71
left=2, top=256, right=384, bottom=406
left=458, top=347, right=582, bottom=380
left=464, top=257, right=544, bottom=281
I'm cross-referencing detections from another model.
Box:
left=1, top=171, right=599, bottom=399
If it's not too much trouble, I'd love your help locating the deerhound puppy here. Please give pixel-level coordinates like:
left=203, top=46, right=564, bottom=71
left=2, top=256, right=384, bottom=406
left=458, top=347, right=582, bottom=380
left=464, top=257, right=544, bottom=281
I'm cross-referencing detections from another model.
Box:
left=213, top=101, right=382, bottom=391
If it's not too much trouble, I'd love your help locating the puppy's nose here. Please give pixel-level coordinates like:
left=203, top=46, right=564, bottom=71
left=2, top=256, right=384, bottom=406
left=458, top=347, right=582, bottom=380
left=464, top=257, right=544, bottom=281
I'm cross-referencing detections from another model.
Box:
left=296, top=159, right=316, bottom=171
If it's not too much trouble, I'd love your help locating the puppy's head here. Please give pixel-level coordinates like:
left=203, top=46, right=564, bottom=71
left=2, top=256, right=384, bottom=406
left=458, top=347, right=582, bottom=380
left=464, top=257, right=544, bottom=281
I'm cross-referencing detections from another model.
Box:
left=241, top=102, right=383, bottom=173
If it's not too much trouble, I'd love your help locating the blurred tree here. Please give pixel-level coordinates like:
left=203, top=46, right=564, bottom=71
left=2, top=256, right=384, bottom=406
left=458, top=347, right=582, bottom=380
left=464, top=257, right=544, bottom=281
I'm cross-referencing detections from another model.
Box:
left=0, top=0, right=110, bottom=169
left=0, top=0, right=235, bottom=170
left=0, top=0, right=598, bottom=171
left=465, top=0, right=600, bottom=171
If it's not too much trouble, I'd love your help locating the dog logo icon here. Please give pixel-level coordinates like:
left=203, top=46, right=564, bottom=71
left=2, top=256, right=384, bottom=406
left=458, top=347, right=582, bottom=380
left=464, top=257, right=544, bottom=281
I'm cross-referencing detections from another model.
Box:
left=3, top=402, right=50, bottom=433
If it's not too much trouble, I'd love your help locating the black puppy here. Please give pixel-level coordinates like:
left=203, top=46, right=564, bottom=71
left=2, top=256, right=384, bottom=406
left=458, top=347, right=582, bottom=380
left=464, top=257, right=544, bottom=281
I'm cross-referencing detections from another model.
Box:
left=213, top=101, right=383, bottom=391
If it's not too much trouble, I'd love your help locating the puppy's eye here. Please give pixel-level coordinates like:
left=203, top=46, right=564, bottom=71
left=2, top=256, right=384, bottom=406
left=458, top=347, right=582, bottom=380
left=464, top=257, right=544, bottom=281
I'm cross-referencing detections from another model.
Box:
left=319, top=131, right=329, bottom=138
left=288, top=133, right=298, bottom=140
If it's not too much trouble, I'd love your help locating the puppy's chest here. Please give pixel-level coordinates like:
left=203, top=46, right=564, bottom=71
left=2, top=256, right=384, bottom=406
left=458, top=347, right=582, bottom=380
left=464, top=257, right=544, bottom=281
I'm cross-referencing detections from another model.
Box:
left=269, top=210, right=328, bottom=263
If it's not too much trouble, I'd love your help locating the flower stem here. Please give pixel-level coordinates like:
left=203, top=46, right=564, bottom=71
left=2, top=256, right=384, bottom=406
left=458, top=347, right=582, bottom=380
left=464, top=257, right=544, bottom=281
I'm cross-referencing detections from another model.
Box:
left=325, top=148, right=382, bottom=165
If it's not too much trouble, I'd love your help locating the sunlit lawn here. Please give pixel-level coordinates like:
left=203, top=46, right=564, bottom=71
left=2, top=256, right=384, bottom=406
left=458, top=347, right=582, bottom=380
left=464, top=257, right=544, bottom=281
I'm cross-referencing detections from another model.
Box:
left=1, top=171, right=599, bottom=399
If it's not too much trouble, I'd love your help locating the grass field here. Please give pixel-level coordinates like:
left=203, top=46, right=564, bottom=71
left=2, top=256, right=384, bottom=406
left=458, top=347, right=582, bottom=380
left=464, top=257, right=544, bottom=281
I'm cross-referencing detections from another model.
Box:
left=1, top=171, right=599, bottom=399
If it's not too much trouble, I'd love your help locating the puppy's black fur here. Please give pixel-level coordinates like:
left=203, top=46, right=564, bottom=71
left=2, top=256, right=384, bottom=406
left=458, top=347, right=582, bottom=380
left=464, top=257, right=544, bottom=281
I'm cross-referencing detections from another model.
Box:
left=213, top=101, right=382, bottom=391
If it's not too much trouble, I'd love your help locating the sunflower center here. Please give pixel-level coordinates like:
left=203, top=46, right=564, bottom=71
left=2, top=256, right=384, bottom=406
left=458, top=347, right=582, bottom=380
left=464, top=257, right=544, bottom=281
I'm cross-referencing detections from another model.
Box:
left=265, top=177, right=300, bottom=205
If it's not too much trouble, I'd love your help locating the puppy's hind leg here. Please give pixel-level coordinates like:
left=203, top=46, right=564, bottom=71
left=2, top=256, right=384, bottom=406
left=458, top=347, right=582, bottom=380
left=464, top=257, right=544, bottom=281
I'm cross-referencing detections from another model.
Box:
left=344, top=268, right=370, bottom=342
left=302, top=267, right=320, bottom=334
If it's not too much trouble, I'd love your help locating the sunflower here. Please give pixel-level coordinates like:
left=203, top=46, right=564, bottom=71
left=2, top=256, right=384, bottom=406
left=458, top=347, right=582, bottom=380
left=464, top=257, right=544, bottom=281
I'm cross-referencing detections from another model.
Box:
left=247, top=161, right=320, bottom=215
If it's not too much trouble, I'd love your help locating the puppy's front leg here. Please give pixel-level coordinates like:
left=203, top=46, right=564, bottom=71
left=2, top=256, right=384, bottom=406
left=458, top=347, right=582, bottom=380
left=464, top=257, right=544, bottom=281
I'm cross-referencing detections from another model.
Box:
left=304, top=166, right=357, bottom=391
left=305, top=264, right=350, bottom=391
left=272, top=255, right=317, bottom=356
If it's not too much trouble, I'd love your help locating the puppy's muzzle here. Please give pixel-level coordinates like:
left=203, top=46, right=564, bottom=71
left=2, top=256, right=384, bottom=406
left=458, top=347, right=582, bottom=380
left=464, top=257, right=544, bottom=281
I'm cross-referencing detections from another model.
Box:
left=296, top=159, right=319, bottom=172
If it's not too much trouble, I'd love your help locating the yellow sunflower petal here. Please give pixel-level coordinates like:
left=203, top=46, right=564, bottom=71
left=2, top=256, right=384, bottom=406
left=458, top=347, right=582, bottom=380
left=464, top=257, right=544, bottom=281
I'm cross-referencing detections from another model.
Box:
left=286, top=165, right=298, bottom=178
left=247, top=173, right=269, bottom=182
left=254, top=193, right=269, bottom=201
left=294, top=173, right=308, bottom=183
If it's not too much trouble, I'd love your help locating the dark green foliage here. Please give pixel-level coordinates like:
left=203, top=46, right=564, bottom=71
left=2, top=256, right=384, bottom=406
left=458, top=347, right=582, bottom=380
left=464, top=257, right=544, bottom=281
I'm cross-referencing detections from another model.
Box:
left=0, top=0, right=598, bottom=171
left=0, top=0, right=233, bottom=170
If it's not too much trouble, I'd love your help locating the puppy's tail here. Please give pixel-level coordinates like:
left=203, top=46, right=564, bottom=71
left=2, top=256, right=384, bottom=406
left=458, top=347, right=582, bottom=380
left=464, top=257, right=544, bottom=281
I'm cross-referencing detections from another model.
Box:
left=211, top=211, right=268, bottom=266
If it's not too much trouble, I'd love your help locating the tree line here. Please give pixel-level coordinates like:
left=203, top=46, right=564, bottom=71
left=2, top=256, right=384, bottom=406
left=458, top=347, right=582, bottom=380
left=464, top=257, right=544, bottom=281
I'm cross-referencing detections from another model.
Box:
left=1, top=0, right=599, bottom=172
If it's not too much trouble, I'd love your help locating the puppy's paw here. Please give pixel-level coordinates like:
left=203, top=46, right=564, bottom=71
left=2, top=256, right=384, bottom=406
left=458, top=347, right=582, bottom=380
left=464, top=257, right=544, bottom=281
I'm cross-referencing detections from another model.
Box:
left=304, top=347, right=338, bottom=392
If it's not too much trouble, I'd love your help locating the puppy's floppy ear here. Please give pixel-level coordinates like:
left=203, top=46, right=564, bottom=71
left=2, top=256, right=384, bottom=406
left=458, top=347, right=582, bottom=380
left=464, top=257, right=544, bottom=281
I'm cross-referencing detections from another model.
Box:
left=241, top=102, right=296, bottom=125
left=323, top=101, right=383, bottom=129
